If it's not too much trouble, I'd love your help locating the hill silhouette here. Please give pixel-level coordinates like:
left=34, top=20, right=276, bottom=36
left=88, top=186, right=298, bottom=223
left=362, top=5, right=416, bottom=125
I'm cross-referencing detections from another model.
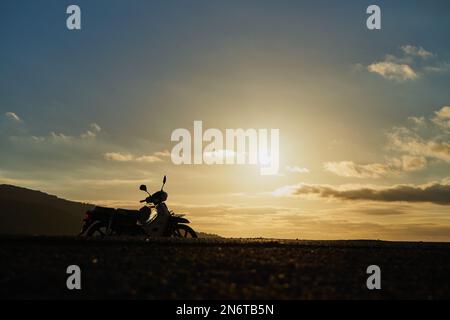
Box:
left=0, top=185, right=93, bottom=235
left=0, top=184, right=221, bottom=238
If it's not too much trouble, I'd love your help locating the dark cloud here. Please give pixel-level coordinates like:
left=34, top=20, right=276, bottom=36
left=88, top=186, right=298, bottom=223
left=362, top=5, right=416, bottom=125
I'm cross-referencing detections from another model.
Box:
left=358, top=208, right=408, bottom=216
left=288, top=182, right=450, bottom=205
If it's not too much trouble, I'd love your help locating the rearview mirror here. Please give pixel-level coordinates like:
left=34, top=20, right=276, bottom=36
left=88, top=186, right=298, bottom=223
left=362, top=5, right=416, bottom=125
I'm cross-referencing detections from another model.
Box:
left=139, top=184, right=147, bottom=192
left=163, top=175, right=167, bottom=184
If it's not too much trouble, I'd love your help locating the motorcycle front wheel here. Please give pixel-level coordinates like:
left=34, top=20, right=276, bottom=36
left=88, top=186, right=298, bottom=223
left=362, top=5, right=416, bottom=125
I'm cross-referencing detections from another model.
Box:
left=172, top=224, right=198, bottom=238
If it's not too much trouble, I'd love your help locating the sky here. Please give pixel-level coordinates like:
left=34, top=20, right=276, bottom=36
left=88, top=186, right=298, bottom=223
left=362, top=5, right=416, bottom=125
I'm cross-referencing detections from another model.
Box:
left=1, top=0, right=450, bottom=240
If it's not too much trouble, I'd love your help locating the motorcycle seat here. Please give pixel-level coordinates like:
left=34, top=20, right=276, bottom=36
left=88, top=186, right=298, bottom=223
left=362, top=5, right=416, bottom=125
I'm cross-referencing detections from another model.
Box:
left=94, top=206, right=115, bottom=212
left=91, top=206, right=116, bottom=221
left=112, top=209, right=140, bottom=226
left=116, top=209, right=140, bottom=219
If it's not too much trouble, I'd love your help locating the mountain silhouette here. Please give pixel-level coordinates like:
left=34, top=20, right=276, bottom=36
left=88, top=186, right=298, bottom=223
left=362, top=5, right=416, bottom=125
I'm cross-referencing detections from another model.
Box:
left=0, top=185, right=93, bottom=235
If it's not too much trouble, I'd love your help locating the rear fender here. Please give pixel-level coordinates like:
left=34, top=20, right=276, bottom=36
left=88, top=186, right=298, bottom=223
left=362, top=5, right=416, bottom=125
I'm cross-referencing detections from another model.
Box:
left=79, top=212, right=95, bottom=235
left=83, top=220, right=106, bottom=236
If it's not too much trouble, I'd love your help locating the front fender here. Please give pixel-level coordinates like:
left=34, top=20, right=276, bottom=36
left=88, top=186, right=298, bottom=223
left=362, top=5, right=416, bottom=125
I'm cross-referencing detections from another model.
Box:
left=171, top=216, right=190, bottom=224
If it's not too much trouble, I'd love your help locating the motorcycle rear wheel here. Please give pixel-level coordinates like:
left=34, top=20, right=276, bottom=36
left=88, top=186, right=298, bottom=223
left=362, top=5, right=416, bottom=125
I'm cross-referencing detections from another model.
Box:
left=86, top=222, right=110, bottom=238
left=172, top=224, right=198, bottom=238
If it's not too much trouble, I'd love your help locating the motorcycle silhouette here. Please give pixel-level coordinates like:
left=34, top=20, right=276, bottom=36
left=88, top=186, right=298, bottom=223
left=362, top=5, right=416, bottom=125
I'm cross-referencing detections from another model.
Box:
left=79, top=176, right=197, bottom=238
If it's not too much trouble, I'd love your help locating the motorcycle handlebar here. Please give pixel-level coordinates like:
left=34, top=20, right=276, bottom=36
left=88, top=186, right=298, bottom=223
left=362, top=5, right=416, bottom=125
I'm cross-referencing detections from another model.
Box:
left=140, top=196, right=152, bottom=203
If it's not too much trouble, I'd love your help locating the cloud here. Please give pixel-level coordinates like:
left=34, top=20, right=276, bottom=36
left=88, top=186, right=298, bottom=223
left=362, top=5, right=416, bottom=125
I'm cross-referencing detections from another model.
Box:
left=400, top=45, right=433, bottom=59
left=91, top=123, right=101, bottom=132
left=104, top=151, right=164, bottom=163
left=367, top=61, right=418, bottom=81
left=408, top=116, right=426, bottom=127
left=50, top=132, right=73, bottom=142
left=286, top=166, right=309, bottom=174
left=81, top=123, right=102, bottom=139
left=11, top=123, right=104, bottom=143
left=397, top=155, right=427, bottom=171
left=6, top=122, right=103, bottom=144
left=357, top=207, right=407, bottom=216
left=325, top=106, right=449, bottom=179
left=435, top=106, right=450, bottom=119
left=0, top=172, right=40, bottom=186
left=5, top=112, right=22, bottom=123
left=387, top=126, right=450, bottom=163
left=134, top=155, right=163, bottom=162
left=323, top=161, right=392, bottom=178
left=153, top=150, right=171, bottom=157
left=365, top=45, right=449, bottom=82
left=387, top=106, right=450, bottom=163
left=104, top=152, right=134, bottom=162
left=432, top=106, right=450, bottom=130
left=324, top=157, right=426, bottom=178
left=31, top=136, right=45, bottom=142
left=273, top=181, right=450, bottom=205
left=423, top=62, right=450, bottom=73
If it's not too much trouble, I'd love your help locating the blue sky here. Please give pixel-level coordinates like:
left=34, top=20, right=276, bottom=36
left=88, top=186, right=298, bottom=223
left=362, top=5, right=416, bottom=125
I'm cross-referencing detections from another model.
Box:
left=1, top=1, right=450, bottom=239
left=2, top=0, right=449, bottom=130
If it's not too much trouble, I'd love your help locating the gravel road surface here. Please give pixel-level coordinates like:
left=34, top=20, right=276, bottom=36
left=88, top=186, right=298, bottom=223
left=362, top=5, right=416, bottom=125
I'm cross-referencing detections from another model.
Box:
left=1, top=236, right=449, bottom=299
